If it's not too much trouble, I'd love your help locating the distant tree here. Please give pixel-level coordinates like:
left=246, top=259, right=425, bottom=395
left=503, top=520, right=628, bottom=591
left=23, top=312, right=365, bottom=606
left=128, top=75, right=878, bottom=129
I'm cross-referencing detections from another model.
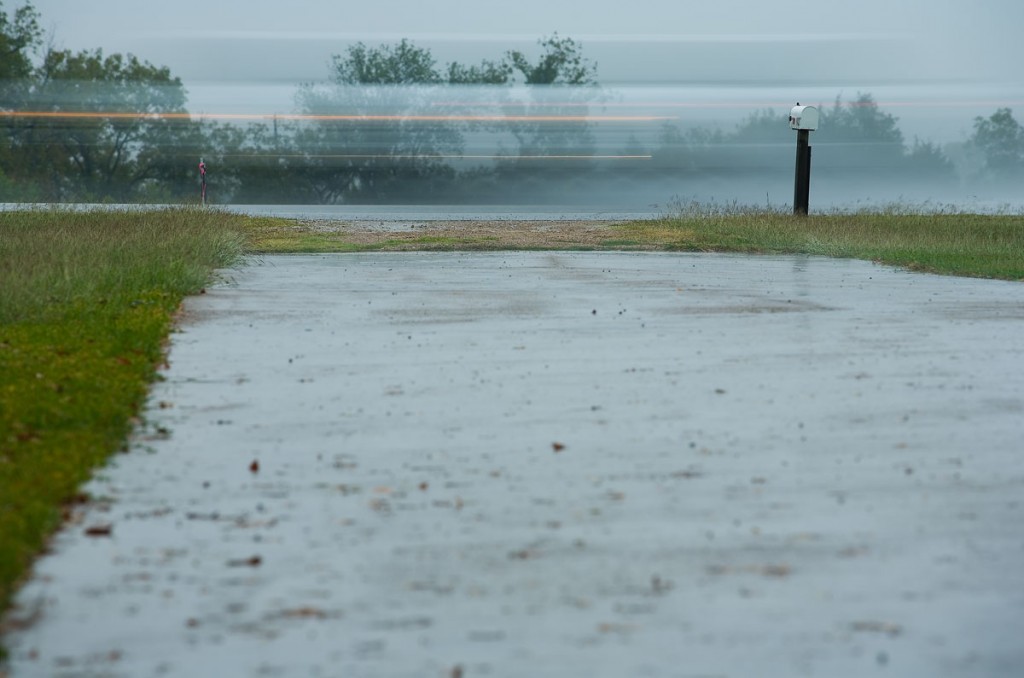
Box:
left=4, top=47, right=239, bottom=201
left=488, top=34, right=600, bottom=196
left=331, top=39, right=441, bottom=85
left=332, top=34, right=598, bottom=87
left=719, top=109, right=791, bottom=172
left=0, top=0, right=43, bottom=197
left=9, top=48, right=208, bottom=201
left=969, top=108, right=1024, bottom=178
left=820, top=93, right=903, bottom=145
left=650, top=123, right=687, bottom=170
left=651, top=110, right=787, bottom=179
left=0, top=0, right=39, bottom=82
left=148, top=117, right=254, bottom=204
left=334, top=39, right=518, bottom=86
left=294, top=36, right=601, bottom=203
left=0, top=1, right=276, bottom=202
left=507, top=34, right=597, bottom=85
left=651, top=122, right=728, bottom=174
left=221, top=122, right=313, bottom=204
left=904, top=138, right=957, bottom=183
left=649, top=95, right=958, bottom=189
left=294, top=40, right=462, bottom=203
left=729, top=109, right=789, bottom=144
left=816, top=93, right=905, bottom=171
left=446, top=59, right=512, bottom=85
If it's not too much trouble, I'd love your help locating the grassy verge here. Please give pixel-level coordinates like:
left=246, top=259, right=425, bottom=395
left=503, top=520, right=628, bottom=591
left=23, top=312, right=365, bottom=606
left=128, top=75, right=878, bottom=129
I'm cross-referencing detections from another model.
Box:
left=0, top=208, right=249, bottom=619
left=245, top=209, right=1024, bottom=280
left=621, top=208, right=1024, bottom=280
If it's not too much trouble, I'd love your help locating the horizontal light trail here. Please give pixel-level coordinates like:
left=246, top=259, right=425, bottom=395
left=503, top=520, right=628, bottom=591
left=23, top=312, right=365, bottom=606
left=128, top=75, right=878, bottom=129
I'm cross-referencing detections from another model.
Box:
left=5, top=100, right=1016, bottom=126
left=223, top=154, right=653, bottom=160
left=431, top=101, right=798, bottom=108
left=0, top=111, right=674, bottom=123
left=431, top=99, right=1024, bottom=109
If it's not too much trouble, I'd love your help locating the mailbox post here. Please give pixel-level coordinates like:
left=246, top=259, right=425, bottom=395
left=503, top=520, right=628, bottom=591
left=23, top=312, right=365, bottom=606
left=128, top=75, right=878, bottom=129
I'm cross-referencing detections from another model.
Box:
left=789, top=104, right=819, bottom=215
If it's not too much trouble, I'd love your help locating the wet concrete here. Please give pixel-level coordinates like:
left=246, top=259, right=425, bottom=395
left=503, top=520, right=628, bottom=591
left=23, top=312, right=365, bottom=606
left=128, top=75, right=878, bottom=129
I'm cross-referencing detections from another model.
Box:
left=4, top=252, right=1024, bottom=678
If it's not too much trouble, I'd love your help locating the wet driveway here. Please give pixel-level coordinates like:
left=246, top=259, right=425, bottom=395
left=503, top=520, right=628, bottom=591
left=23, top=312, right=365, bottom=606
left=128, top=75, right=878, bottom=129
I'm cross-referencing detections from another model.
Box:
left=4, top=252, right=1024, bottom=677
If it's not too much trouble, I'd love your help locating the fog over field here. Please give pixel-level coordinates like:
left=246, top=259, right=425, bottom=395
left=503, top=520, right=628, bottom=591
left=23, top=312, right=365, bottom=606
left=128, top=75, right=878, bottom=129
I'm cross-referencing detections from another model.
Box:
left=9, top=0, right=1024, bottom=208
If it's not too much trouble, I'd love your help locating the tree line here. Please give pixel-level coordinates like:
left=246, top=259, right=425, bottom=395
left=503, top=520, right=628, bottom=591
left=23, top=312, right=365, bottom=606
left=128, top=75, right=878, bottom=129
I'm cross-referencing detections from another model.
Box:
left=2, top=0, right=1022, bottom=204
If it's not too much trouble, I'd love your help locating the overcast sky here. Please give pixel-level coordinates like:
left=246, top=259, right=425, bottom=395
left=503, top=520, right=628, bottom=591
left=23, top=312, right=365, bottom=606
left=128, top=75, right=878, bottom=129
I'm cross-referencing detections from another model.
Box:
left=27, top=0, right=1024, bottom=84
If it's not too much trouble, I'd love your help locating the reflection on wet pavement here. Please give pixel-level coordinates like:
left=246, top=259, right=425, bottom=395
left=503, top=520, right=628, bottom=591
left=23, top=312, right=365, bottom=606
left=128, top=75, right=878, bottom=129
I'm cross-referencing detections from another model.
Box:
left=4, top=252, right=1024, bottom=677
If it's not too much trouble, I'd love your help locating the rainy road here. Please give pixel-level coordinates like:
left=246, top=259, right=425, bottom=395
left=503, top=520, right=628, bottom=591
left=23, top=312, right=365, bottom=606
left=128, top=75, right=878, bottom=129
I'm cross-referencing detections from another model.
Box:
left=4, top=251, right=1024, bottom=678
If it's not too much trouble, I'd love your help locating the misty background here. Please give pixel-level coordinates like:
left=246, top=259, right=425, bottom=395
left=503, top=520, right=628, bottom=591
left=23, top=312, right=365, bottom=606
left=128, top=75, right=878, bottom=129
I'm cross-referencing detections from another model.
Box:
left=4, top=0, right=1024, bottom=209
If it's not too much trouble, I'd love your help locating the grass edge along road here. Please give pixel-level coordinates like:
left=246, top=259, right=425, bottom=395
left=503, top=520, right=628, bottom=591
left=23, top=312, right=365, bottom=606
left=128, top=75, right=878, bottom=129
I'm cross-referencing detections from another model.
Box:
left=246, top=207, right=1024, bottom=281
left=0, top=208, right=248, bottom=637
left=1, top=206, right=1022, bottom=650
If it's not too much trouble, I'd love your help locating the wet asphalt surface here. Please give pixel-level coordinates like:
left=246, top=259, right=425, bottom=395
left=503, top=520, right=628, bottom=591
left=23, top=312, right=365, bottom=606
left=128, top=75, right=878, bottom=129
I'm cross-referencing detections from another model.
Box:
left=4, top=251, right=1024, bottom=678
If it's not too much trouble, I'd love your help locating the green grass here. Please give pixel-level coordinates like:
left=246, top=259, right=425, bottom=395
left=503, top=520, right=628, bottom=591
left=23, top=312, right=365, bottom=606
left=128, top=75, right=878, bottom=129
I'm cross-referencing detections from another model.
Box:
left=0, top=208, right=249, bottom=620
left=625, top=208, right=1024, bottom=279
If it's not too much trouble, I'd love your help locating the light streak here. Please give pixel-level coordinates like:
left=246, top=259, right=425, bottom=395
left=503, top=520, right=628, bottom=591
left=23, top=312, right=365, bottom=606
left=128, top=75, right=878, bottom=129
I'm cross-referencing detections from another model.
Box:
left=431, top=101, right=798, bottom=108
left=223, top=154, right=652, bottom=160
left=0, top=111, right=675, bottom=123
left=431, top=99, right=1024, bottom=109
left=6, top=99, right=1018, bottom=125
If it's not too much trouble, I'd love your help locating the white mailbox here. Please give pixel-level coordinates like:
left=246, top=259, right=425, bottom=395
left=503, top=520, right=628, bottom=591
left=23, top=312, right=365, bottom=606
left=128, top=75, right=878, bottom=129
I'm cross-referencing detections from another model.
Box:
left=789, top=104, right=819, bottom=131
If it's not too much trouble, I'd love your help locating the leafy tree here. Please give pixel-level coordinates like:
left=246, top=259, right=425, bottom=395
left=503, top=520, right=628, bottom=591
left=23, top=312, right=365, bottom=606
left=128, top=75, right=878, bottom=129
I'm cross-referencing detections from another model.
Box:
left=6, top=42, right=249, bottom=203
left=0, top=0, right=42, bottom=197
left=813, top=96, right=960, bottom=181
left=816, top=93, right=905, bottom=170
left=719, top=109, right=790, bottom=172
left=507, top=34, right=597, bottom=85
left=729, top=109, right=789, bottom=145
left=221, top=122, right=313, bottom=204
left=820, top=93, right=903, bottom=144
left=904, top=138, right=957, bottom=183
left=5, top=12, right=605, bottom=203
left=653, top=110, right=785, bottom=179
left=0, top=0, right=39, bottom=81
left=295, top=40, right=461, bottom=203
left=292, top=85, right=461, bottom=203
left=969, top=107, right=1024, bottom=177
left=146, top=116, right=252, bottom=204
left=295, top=36, right=602, bottom=203
left=487, top=35, right=600, bottom=197
left=694, top=95, right=908, bottom=174
left=648, top=94, right=960, bottom=190
left=1, top=2, right=220, bottom=202
left=10, top=48, right=200, bottom=200
left=331, top=39, right=441, bottom=85
left=334, top=39, right=515, bottom=86
left=446, top=59, right=512, bottom=85
left=332, top=34, right=598, bottom=87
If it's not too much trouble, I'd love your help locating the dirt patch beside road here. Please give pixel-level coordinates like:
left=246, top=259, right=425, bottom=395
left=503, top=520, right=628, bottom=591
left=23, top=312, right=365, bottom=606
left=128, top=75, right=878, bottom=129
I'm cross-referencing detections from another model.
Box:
left=288, top=219, right=629, bottom=249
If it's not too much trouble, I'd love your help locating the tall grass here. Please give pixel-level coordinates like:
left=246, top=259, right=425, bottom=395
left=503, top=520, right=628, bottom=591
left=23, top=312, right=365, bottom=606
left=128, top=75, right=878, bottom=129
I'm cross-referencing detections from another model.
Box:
left=0, top=208, right=247, bottom=323
left=619, top=207, right=1024, bottom=280
left=0, top=208, right=249, bottom=618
